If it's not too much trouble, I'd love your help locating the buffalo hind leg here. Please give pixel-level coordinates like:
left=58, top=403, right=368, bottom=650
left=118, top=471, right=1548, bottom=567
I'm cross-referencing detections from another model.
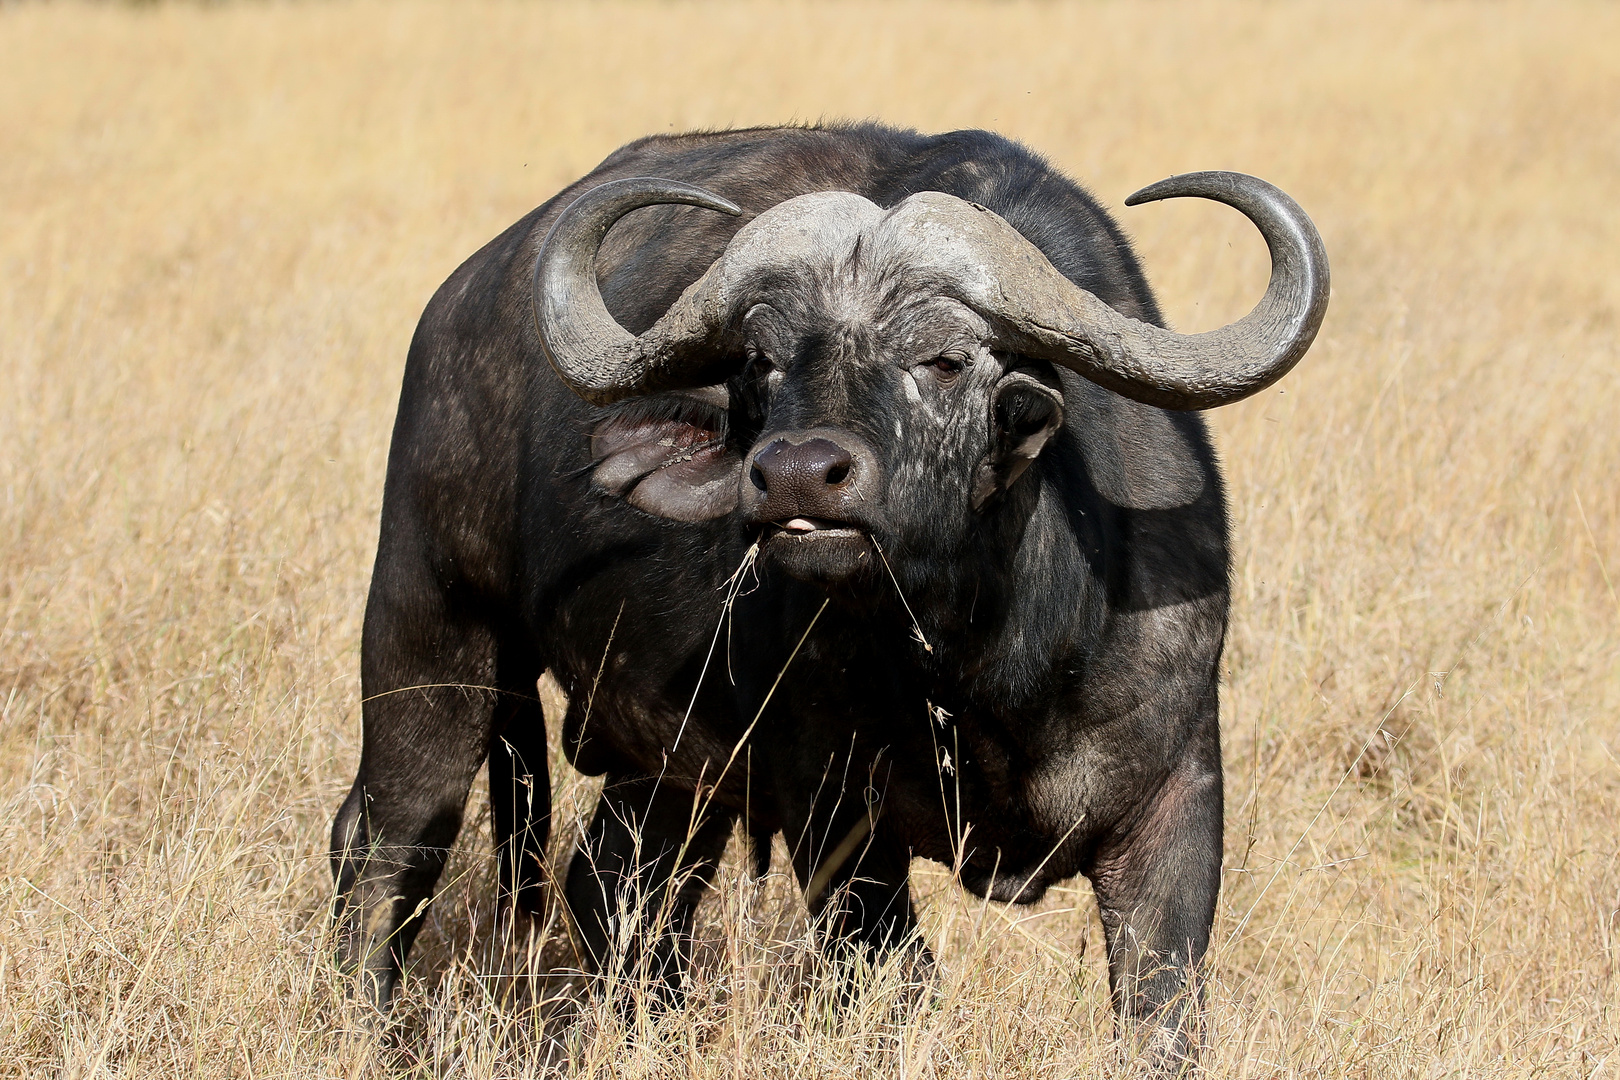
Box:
left=564, top=773, right=734, bottom=1002
left=1087, top=738, right=1223, bottom=1072
left=489, top=673, right=551, bottom=919
left=331, top=591, right=515, bottom=1009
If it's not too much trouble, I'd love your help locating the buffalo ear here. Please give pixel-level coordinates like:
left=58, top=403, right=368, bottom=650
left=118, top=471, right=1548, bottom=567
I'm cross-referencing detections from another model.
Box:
left=591, top=394, right=742, bottom=522
left=971, top=370, right=1065, bottom=510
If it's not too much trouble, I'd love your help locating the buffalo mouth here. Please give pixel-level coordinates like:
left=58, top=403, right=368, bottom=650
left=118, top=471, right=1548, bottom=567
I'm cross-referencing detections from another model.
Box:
left=758, top=517, right=875, bottom=583
left=770, top=516, right=865, bottom=539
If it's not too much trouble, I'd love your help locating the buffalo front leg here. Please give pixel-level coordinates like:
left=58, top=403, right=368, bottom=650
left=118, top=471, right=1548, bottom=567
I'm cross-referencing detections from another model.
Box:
left=489, top=673, right=551, bottom=919
left=782, top=757, right=927, bottom=981
left=1086, top=738, right=1223, bottom=1071
left=330, top=592, right=508, bottom=1009
left=564, top=773, right=734, bottom=1001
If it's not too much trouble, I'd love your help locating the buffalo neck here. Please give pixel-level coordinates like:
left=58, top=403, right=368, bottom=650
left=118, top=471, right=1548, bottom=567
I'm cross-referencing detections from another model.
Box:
left=882, top=458, right=1105, bottom=724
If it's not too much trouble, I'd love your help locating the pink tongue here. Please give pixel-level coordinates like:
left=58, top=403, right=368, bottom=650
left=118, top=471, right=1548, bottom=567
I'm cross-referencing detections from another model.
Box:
left=785, top=517, right=818, bottom=532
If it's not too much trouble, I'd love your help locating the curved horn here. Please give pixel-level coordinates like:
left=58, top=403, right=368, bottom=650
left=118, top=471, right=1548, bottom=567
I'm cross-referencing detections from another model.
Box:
left=533, top=177, right=742, bottom=406
left=898, top=172, right=1329, bottom=410
left=1110, top=171, right=1330, bottom=407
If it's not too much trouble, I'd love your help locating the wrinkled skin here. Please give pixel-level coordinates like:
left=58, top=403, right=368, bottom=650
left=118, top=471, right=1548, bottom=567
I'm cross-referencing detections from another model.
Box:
left=331, top=123, right=1228, bottom=1066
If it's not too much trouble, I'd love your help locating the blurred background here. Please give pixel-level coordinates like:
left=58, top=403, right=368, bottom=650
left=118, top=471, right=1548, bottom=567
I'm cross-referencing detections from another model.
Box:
left=2, top=3, right=1617, bottom=1076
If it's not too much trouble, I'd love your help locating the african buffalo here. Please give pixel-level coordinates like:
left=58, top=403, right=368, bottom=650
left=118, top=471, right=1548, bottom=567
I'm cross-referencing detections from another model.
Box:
left=330, top=122, right=1328, bottom=1063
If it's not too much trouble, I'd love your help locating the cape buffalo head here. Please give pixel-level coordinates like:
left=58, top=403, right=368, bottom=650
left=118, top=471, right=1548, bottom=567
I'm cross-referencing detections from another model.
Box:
left=534, top=174, right=1327, bottom=587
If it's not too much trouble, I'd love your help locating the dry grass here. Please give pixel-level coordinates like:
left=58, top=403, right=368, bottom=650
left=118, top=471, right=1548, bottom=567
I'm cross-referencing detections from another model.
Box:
left=3, top=1, right=1618, bottom=1075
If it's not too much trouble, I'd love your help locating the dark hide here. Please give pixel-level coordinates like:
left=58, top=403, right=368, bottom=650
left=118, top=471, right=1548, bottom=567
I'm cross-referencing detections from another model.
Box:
left=332, top=123, right=1228, bottom=1065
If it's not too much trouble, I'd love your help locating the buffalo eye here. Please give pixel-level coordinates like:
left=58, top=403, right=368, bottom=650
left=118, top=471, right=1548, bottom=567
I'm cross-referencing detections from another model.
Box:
left=927, top=355, right=965, bottom=382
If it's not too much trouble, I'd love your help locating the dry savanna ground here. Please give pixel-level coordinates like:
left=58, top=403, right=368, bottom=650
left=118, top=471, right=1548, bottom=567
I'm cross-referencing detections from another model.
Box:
left=3, top=2, right=1618, bottom=1076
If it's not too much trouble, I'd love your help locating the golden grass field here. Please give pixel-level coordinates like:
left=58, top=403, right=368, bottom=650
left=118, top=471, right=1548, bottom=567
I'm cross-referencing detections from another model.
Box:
left=3, top=1, right=1619, bottom=1075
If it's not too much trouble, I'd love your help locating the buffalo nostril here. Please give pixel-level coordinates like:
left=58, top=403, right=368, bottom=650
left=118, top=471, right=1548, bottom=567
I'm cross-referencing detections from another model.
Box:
left=752, top=436, right=857, bottom=501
